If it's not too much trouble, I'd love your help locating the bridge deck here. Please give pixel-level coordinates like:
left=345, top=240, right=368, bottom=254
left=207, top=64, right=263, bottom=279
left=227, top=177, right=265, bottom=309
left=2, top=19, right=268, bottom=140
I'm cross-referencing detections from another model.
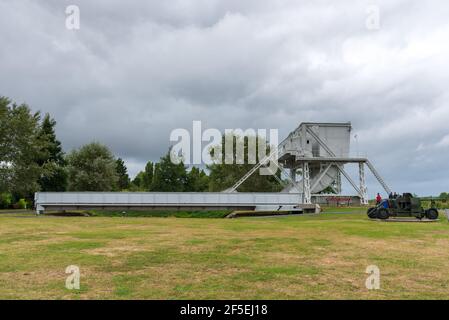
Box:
left=35, top=192, right=307, bottom=213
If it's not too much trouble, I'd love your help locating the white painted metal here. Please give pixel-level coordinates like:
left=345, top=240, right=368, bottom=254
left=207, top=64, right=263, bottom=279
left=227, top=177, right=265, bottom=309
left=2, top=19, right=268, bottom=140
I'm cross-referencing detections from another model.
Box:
left=335, top=170, right=342, bottom=194
left=366, top=160, right=392, bottom=195
left=283, top=123, right=391, bottom=200
left=358, top=163, right=368, bottom=205
left=35, top=192, right=304, bottom=213
left=310, top=163, right=332, bottom=193
left=302, top=162, right=311, bottom=204
left=279, top=123, right=352, bottom=194
left=225, top=148, right=278, bottom=192
left=226, top=122, right=391, bottom=204
left=335, top=164, right=362, bottom=196
left=35, top=123, right=392, bottom=213
left=226, top=147, right=301, bottom=194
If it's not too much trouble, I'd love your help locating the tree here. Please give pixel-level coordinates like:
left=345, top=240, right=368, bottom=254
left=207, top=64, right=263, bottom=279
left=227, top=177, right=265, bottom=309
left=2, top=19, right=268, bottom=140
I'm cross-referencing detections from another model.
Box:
left=151, top=151, right=188, bottom=192
left=131, top=171, right=146, bottom=191
left=318, top=186, right=337, bottom=194
left=0, top=97, right=45, bottom=199
left=207, top=134, right=282, bottom=192
left=130, top=161, right=154, bottom=191
left=37, top=113, right=67, bottom=191
left=116, top=158, right=130, bottom=190
left=439, top=192, right=448, bottom=203
left=0, top=97, right=10, bottom=193
left=66, top=142, right=118, bottom=191
left=186, top=167, right=209, bottom=191
left=142, top=161, right=154, bottom=190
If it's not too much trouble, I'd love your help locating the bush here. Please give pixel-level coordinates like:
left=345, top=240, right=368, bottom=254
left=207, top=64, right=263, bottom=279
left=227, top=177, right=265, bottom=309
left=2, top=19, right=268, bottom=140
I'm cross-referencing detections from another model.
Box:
left=0, top=193, right=12, bottom=209
left=16, top=198, right=28, bottom=209
left=87, top=210, right=232, bottom=218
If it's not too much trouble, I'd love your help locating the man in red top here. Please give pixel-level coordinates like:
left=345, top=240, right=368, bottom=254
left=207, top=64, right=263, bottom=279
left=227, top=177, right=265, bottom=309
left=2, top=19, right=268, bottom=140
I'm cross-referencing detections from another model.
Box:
left=376, top=193, right=382, bottom=204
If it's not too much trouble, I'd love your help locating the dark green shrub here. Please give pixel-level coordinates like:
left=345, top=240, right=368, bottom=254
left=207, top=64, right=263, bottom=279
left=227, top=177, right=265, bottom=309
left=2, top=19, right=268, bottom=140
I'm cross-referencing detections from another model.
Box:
left=16, top=198, right=28, bottom=209
left=0, top=193, right=12, bottom=209
left=88, top=210, right=232, bottom=218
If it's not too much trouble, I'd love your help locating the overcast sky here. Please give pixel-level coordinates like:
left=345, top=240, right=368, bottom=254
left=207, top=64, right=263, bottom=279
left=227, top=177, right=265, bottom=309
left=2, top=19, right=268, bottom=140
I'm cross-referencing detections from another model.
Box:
left=1, top=0, right=448, bottom=196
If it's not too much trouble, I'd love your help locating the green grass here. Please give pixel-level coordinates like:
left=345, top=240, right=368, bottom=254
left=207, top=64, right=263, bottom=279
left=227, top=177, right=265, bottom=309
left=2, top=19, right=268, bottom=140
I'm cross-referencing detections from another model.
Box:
left=321, top=206, right=366, bottom=213
left=0, top=208, right=448, bottom=299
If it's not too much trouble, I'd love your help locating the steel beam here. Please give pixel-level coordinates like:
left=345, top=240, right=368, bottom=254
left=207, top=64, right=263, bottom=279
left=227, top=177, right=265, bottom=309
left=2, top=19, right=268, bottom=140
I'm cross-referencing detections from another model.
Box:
left=366, top=160, right=392, bottom=195
left=334, top=164, right=363, bottom=197
left=310, top=163, right=333, bottom=191
left=302, top=162, right=312, bottom=204
left=35, top=192, right=305, bottom=214
left=359, top=162, right=368, bottom=205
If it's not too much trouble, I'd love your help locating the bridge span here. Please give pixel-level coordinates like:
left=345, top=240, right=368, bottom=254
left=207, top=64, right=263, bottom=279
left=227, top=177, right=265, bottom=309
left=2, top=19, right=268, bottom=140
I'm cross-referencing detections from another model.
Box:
left=35, top=192, right=317, bottom=214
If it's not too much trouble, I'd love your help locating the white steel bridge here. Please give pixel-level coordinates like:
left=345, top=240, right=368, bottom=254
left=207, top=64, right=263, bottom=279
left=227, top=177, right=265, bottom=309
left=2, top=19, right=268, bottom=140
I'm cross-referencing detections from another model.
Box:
left=35, top=122, right=390, bottom=214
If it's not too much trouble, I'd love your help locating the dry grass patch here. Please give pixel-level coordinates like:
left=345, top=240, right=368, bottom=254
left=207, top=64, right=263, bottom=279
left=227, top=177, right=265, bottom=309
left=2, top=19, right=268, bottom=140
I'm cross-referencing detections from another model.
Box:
left=0, top=211, right=448, bottom=299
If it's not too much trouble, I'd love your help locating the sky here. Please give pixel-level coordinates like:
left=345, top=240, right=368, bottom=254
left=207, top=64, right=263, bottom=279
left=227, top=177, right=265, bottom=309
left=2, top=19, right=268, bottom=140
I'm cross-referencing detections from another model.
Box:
left=1, top=0, right=448, bottom=197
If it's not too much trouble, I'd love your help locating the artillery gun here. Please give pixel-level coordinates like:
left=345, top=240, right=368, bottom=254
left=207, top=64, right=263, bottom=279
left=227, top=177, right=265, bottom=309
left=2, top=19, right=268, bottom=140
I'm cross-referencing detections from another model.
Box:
left=367, top=193, right=439, bottom=220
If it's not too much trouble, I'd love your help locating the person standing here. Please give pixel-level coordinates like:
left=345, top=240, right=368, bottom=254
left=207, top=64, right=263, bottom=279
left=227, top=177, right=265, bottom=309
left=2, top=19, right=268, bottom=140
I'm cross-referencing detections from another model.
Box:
left=376, top=193, right=382, bottom=204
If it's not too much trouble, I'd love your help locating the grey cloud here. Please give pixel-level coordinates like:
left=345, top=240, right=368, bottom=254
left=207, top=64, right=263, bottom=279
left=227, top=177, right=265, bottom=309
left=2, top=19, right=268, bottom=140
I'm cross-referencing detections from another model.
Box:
left=1, top=0, right=449, bottom=196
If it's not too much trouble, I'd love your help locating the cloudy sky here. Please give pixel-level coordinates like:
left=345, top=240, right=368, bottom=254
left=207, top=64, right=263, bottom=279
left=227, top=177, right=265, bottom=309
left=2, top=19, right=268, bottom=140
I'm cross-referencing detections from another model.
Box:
left=1, top=0, right=448, bottom=196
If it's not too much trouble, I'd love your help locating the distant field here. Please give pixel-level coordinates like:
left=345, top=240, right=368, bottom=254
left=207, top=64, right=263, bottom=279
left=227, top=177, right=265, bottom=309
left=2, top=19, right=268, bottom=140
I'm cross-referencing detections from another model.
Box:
left=0, top=208, right=448, bottom=299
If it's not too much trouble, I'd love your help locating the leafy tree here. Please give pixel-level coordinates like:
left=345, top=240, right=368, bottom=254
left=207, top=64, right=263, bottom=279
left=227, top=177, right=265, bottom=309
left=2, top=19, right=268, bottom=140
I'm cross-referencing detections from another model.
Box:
left=131, top=171, right=146, bottom=191
left=439, top=192, right=448, bottom=203
left=0, top=192, right=12, bottom=209
left=0, top=97, right=9, bottom=192
left=130, top=161, right=154, bottom=191
left=38, top=114, right=64, bottom=163
left=66, top=142, right=118, bottom=191
left=318, top=186, right=337, bottom=194
left=116, top=158, right=130, bottom=190
left=186, top=167, right=209, bottom=191
left=37, top=113, right=67, bottom=191
left=151, top=151, right=188, bottom=192
left=0, top=97, right=44, bottom=198
left=207, top=134, right=282, bottom=192
left=142, top=161, right=154, bottom=190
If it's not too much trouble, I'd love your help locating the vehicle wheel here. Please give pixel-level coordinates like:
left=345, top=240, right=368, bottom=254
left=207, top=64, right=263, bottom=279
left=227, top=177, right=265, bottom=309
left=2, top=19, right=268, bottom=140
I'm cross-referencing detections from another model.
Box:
left=377, top=208, right=389, bottom=220
left=426, top=209, right=439, bottom=220
left=416, top=212, right=425, bottom=220
left=367, top=207, right=377, bottom=219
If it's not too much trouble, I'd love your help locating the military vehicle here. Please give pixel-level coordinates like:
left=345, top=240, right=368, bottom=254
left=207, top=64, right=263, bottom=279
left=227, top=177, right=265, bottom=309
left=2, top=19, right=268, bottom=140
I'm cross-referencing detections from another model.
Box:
left=367, top=193, right=439, bottom=220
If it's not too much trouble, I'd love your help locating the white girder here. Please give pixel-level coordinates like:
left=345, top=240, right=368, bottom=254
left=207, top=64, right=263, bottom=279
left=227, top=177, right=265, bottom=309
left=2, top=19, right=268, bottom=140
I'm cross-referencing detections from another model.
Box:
left=226, top=148, right=301, bottom=193
left=225, top=148, right=278, bottom=192
left=224, top=122, right=392, bottom=204
left=305, top=125, right=391, bottom=200
left=310, top=163, right=333, bottom=191
left=358, top=163, right=368, bottom=205
left=366, top=160, right=392, bottom=195
left=302, top=162, right=312, bottom=204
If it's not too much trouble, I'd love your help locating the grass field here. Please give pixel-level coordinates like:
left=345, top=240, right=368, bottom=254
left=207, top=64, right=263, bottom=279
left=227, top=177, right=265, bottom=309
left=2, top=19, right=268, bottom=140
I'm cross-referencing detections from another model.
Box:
left=1, top=208, right=449, bottom=299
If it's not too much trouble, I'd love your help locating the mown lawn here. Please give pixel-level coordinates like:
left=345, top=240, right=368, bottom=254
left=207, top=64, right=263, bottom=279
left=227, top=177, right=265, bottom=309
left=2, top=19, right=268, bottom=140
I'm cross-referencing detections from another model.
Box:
left=0, top=209, right=448, bottom=299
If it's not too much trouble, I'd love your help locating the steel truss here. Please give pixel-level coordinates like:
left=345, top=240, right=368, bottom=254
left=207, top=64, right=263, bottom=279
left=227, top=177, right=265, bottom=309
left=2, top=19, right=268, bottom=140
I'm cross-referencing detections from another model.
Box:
left=225, top=124, right=391, bottom=205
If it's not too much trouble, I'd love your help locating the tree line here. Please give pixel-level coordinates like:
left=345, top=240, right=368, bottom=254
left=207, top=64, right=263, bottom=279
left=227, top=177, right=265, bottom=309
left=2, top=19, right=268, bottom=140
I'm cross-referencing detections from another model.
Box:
left=0, top=96, right=281, bottom=209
